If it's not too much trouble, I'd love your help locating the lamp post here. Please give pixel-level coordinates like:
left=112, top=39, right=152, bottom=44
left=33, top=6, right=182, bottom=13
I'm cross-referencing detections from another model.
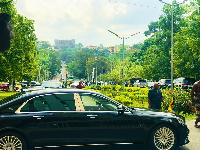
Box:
left=108, top=30, right=140, bottom=92
left=158, top=0, right=187, bottom=93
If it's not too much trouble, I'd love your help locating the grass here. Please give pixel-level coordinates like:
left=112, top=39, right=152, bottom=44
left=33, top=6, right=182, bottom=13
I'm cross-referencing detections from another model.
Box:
left=180, top=113, right=196, bottom=120
left=0, top=91, right=17, bottom=100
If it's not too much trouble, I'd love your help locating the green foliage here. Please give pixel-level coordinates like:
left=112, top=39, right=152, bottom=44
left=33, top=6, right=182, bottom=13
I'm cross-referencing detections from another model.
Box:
left=67, top=49, right=95, bottom=79
left=36, top=49, right=61, bottom=81
left=173, top=7, right=200, bottom=79
left=37, top=41, right=51, bottom=49
left=0, top=1, right=38, bottom=82
left=85, top=85, right=195, bottom=115
left=0, top=91, right=17, bottom=100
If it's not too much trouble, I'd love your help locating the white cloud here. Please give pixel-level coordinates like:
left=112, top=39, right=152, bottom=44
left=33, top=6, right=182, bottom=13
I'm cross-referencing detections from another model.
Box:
left=15, top=0, right=166, bottom=47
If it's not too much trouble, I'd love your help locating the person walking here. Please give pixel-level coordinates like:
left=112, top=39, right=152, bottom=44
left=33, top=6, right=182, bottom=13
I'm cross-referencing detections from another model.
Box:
left=191, top=80, right=200, bottom=128
left=148, top=83, right=165, bottom=110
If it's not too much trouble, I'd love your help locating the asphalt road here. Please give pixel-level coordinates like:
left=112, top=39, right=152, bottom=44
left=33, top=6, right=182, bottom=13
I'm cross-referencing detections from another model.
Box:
left=176, top=120, right=200, bottom=150
left=39, top=120, right=198, bottom=150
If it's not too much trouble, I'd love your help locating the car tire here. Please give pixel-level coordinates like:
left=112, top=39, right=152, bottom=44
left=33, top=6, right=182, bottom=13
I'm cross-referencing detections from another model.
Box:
left=1, top=88, right=4, bottom=91
left=0, top=132, right=28, bottom=150
left=148, top=124, right=177, bottom=150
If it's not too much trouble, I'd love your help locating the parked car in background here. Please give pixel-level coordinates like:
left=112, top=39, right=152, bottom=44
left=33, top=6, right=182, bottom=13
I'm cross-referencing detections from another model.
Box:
left=31, top=81, right=41, bottom=86
left=0, top=83, right=19, bottom=91
left=158, top=79, right=171, bottom=89
left=21, top=81, right=30, bottom=87
left=173, top=77, right=196, bottom=89
left=0, top=89, right=189, bottom=150
left=41, top=80, right=63, bottom=88
left=147, top=81, right=154, bottom=88
left=70, top=81, right=81, bottom=88
left=134, top=79, right=148, bottom=88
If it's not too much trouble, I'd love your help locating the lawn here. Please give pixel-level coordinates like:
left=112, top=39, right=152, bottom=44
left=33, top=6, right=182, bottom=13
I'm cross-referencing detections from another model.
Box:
left=0, top=91, right=17, bottom=100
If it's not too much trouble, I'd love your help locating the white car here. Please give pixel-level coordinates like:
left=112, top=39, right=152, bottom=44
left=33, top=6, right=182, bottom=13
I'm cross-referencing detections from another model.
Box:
left=70, top=81, right=80, bottom=88
left=158, top=79, right=171, bottom=89
left=133, top=79, right=148, bottom=88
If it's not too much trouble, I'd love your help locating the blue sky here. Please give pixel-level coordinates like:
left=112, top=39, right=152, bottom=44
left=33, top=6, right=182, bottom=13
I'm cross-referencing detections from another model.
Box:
left=15, top=0, right=190, bottom=47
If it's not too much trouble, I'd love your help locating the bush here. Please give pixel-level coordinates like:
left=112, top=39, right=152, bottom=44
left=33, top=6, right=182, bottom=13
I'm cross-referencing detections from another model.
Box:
left=86, top=85, right=195, bottom=115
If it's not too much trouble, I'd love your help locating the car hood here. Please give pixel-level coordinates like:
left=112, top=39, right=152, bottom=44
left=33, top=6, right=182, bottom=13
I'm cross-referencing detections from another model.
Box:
left=131, top=107, right=180, bottom=119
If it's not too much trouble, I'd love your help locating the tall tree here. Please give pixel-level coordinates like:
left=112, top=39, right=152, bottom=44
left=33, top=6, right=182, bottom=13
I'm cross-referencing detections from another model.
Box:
left=173, top=0, right=200, bottom=79
left=0, top=0, right=38, bottom=85
left=142, top=1, right=187, bottom=80
left=67, top=49, right=94, bottom=79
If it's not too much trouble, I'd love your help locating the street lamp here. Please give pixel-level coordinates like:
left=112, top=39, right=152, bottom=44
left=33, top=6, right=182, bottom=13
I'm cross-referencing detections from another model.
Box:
left=108, top=30, right=140, bottom=92
left=158, top=0, right=187, bottom=93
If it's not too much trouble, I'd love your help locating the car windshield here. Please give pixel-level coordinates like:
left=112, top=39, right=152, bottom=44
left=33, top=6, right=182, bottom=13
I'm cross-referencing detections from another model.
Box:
left=165, top=80, right=171, bottom=83
left=139, top=80, right=146, bottom=82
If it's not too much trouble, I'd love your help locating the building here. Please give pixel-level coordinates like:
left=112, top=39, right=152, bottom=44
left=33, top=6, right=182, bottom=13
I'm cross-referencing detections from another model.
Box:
left=54, top=39, right=75, bottom=48
left=108, top=45, right=139, bottom=54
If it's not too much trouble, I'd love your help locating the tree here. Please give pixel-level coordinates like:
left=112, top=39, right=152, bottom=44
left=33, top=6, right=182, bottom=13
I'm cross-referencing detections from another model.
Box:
left=37, top=49, right=61, bottom=81
left=141, top=1, right=187, bottom=80
left=86, top=56, right=110, bottom=81
left=173, top=1, right=200, bottom=79
left=0, top=1, right=38, bottom=89
left=67, top=49, right=94, bottom=79
left=37, top=41, right=51, bottom=49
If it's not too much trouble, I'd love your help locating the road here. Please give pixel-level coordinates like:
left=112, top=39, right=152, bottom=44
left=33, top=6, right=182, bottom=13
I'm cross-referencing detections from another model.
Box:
left=177, top=120, right=200, bottom=150
left=39, top=120, right=198, bottom=150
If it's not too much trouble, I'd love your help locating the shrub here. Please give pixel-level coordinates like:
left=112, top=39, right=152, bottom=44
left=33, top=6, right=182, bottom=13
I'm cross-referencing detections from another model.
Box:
left=87, top=85, right=195, bottom=115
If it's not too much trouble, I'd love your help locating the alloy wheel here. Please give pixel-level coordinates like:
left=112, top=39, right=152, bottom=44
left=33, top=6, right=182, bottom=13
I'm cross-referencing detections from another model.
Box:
left=154, top=127, right=175, bottom=150
left=0, top=135, right=23, bottom=150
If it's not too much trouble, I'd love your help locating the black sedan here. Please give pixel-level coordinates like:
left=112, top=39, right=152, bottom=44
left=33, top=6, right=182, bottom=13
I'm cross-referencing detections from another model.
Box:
left=0, top=89, right=189, bottom=150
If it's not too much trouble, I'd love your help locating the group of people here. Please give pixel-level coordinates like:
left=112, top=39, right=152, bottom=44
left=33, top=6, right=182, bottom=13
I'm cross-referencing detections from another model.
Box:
left=148, top=81, right=200, bottom=128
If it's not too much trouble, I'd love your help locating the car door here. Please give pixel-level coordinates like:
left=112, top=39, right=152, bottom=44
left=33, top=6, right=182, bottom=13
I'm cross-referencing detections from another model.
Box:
left=77, top=93, right=144, bottom=144
left=18, top=93, right=89, bottom=147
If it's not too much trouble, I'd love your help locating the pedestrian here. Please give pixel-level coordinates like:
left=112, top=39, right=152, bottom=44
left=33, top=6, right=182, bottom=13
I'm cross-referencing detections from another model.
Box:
left=148, top=83, right=165, bottom=110
left=191, top=80, right=200, bottom=128
left=76, top=81, right=85, bottom=89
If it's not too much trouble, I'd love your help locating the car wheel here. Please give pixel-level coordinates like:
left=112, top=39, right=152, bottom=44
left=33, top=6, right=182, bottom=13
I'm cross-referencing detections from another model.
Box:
left=148, top=125, right=177, bottom=150
left=1, top=88, right=4, bottom=91
left=0, top=132, right=27, bottom=150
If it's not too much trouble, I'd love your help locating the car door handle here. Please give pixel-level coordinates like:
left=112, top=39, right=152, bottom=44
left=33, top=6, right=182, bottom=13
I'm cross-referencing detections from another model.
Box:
left=87, top=115, right=97, bottom=119
left=33, top=115, right=44, bottom=119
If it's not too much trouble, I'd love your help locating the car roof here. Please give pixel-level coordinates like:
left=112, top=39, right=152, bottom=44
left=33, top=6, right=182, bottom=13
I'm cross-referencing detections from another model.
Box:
left=0, top=89, right=105, bottom=109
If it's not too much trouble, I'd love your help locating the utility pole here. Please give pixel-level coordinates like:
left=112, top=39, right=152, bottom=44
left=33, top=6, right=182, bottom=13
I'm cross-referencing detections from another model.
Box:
left=159, top=0, right=187, bottom=93
left=108, top=30, right=140, bottom=92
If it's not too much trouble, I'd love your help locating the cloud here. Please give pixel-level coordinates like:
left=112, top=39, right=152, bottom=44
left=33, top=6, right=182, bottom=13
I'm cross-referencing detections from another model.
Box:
left=15, top=0, right=164, bottom=46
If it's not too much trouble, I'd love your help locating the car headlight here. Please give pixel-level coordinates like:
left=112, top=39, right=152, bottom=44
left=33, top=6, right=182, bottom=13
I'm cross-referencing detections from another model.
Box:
left=177, top=117, right=185, bottom=125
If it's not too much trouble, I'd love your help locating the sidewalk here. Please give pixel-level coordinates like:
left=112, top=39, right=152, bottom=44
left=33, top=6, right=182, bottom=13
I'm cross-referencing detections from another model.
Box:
left=178, top=120, right=200, bottom=150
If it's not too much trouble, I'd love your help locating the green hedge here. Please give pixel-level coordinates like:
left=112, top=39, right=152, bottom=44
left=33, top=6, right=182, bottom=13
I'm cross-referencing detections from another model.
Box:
left=84, top=85, right=195, bottom=115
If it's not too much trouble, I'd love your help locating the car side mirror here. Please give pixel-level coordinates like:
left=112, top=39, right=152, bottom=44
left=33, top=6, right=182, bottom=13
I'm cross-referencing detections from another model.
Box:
left=117, top=105, right=124, bottom=115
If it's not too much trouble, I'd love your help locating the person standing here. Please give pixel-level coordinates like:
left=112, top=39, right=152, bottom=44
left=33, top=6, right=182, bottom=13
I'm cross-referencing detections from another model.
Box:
left=191, top=80, right=200, bottom=128
left=148, top=83, right=165, bottom=110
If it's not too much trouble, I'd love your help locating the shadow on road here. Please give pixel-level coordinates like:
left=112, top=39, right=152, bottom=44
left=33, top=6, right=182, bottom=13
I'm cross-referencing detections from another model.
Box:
left=37, top=144, right=190, bottom=150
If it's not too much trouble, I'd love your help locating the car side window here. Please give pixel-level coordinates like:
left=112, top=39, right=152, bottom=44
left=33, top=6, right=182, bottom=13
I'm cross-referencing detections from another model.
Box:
left=20, top=94, right=76, bottom=112
left=1, top=103, right=23, bottom=114
left=80, top=94, right=118, bottom=111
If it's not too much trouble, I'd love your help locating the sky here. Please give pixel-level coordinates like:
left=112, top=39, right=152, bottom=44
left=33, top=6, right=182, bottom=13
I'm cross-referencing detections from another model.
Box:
left=14, top=0, right=189, bottom=47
